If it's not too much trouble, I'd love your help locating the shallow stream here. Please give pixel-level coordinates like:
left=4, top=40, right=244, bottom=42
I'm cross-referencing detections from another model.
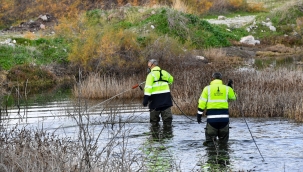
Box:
left=2, top=96, right=303, bottom=172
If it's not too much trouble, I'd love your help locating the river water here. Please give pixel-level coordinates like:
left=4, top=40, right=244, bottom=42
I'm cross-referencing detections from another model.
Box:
left=2, top=96, right=303, bottom=172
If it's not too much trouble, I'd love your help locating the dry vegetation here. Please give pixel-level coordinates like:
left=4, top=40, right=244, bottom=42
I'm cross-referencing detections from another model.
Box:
left=0, top=101, right=150, bottom=172
left=169, top=61, right=303, bottom=123
left=1, top=0, right=303, bottom=123
left=0, top=0, right=264, bottom=27
left=247, top=0, right=288, bottom=9
left=72, top=38, right=303, bottom=122
left=1, top=0, right=303, bottom=171
left=74, top=73, right=145, bottom=99
left=73, top=55, right=303, bottom=123
left=0, top=126, right=82, bottom=172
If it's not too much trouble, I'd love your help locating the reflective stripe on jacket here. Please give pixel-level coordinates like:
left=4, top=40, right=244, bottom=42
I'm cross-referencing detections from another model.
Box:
left=144, top=66, right=173, bottom=110
left=197, top=79, right=236, bottom=123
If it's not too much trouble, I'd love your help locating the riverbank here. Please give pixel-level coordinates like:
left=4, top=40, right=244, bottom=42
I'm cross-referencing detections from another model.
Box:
left=1, top=1, right=303, bottom=121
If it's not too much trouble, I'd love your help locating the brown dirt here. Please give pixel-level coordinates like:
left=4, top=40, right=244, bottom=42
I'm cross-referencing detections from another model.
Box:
left=222, top=44, right=303, bottom=59
left=1, top=14, right=58, bottom=33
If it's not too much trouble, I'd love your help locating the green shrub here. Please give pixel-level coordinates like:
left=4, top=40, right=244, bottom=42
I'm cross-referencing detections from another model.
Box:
left=0, top=45, right=37, bottom=70
left=7, top=64, right=56, bottom=91
left=139, top=8, right=245, bottom=48
left=0, top=37, right=69, bottom=70
left=86, top=9, right=104, bottom=25
left=270, top=5, right=303, bottom=26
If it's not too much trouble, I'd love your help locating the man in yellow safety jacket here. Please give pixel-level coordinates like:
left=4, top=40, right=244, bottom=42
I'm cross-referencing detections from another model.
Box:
left=143, top=59, right=174, bottom=127
left=197, top=72, right=236, bottom=145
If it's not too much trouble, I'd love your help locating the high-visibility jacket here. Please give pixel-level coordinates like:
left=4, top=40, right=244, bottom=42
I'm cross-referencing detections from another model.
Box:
left=197, top=79, right=236, bottom=123
left=144, top=66, right=173, bottom=110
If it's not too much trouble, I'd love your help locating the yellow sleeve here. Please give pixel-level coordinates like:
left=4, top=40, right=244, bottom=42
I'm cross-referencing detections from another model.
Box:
left=198, top=86, right=208, bottom=110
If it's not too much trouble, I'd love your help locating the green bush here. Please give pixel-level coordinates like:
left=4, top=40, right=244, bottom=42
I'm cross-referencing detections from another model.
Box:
left=0, top=37, right=69, bottom=70
left=138, top=8, right=245, bottom=48
left=0, top=45, right=37, bottom=70
left=86, top=9, right=104, bottom=26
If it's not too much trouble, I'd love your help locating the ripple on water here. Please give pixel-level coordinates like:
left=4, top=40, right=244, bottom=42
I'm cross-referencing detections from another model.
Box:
left=4, top=100, right=303, bottom=172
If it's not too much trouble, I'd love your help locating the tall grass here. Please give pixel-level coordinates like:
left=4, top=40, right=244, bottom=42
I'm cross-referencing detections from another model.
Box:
left=74, top=73, right=145, bottom=99
left=74, top=55, right=303, bottom=122
left=0, top=126, right=82, bottom=171
left=172, top=66, right=303, bottom=122
left=229, top=68, right=303, bottom=120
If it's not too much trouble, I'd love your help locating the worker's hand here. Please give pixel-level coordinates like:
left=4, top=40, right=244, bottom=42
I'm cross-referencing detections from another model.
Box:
left=197, top=113, right=202, bottom=124
left=142, top=101, right=148, bottom=107
left=228, top=79, right=233, bottom=88
left=142, top=96, right=149, bottom=107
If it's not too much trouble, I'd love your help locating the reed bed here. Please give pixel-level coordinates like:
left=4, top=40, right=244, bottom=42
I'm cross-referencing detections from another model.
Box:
left=230, top=68, right=303, bottom=121
left=172, top=65, right=303, bottom=122
left=74, top=73, right=146, bottom=99
left=73, top=51, right=303, bottom=122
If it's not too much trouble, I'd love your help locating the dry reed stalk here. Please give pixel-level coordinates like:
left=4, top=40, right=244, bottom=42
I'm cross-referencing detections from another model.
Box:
left=0, top=107, right=148, bottom=171
left=172, top=65, right=303, bottom=122
left=73, top=54, right=303, bottom=122
left=0, top=127, right=80, bottom=171
left=172, top=0, right=188, bottom=13
left=203, top=48, right=227, bottom=60
left=74, top=74, right=144, bottom=99
left=228, top=68, right=303, bottom=121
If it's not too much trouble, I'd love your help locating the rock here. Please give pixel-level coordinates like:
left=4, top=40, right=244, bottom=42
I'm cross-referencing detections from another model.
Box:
left=262, top=21, right=272, bottom=27
left=39, top=15, right=48, bottom=21
left=5, top=38, right=12, bottom=43
left=195, top=56, right=205, bottom=60
left=240, top=35, right=260, bottom=45
left=206, top=15, right=256, bottom=28
left=218, top=15, right=226, bottom=20
left=0, top=38, right=16, bottom=47
left=40, top=24, right=46, bottom=29
left=1, top=14, right=57, bottom=33
left=269, top=25, right=276, bottom=32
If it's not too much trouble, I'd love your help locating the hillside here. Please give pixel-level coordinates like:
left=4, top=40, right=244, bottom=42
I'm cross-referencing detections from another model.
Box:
left=0, top=0, right=302, bottom=93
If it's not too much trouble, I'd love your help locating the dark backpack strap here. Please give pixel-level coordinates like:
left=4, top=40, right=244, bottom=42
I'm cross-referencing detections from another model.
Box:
left=153, top=70, right=168, bottom=83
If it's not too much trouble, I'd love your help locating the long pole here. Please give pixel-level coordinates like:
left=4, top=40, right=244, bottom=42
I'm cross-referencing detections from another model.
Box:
left=239, top=102, right=265, bottom=162
left=85, top=82, right=145, bottom=112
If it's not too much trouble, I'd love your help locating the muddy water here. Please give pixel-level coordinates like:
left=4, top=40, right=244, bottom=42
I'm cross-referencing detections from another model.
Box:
left=3, top=98, right=303, bottom=172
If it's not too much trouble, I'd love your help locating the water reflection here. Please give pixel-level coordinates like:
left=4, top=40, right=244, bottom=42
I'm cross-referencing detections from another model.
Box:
left=149, top=124, right=173, bottom=142
left=4, top=95, right=303, bottom=171
left=203, top=143, right=231, bottom=171
left=145, top=124, right=175, bottom=171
